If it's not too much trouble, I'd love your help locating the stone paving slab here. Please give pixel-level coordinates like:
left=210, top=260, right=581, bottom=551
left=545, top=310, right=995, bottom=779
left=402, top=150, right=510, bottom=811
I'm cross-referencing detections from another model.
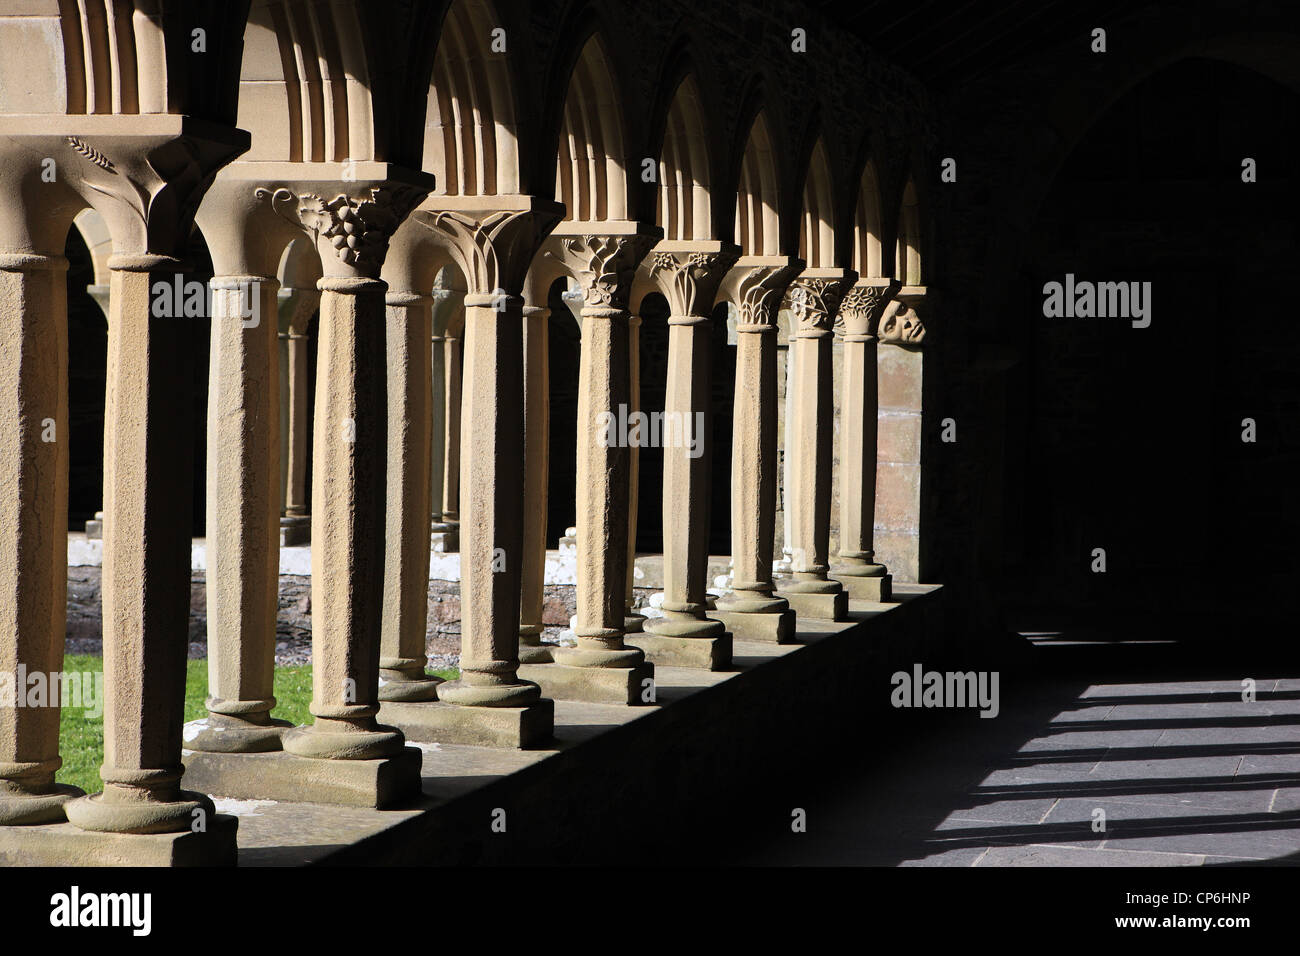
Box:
left=975, top=844, right=1206, bottom=867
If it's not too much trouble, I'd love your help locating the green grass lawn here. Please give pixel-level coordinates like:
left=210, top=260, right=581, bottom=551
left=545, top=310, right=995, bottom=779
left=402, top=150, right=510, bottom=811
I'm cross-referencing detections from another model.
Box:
left=57, top=654, right=457, bottom=796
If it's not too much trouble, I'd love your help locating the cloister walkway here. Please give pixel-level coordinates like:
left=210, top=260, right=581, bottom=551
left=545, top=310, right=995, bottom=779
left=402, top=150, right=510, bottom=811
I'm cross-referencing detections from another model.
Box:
left=717, top=637, right=1300, bottom=866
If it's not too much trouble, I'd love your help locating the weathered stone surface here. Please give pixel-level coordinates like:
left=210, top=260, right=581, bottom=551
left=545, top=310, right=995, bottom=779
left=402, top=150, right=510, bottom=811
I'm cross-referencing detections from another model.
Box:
left=181, top=748, right=422, bottom=809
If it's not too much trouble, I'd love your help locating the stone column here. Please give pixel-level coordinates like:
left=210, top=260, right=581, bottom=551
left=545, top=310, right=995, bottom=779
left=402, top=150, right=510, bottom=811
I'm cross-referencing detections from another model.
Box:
left=277, top=287, right=317, bottom=546
left=0, top=252, right=83, bottom=824
left=518, top=228, right=659, bottom=704
left=65, top=255, right=217, bottom=834
left=518, top=272, right=553, bottom=665
left=379, top=197, right=561, bottom=748
left=378, top=290, right=441, bottom=702
left=628, top=242, right=739, bottom=671
left=440, top=295, right=465, bottom=548
left=624, top=311, right=645, bottom=633
left=713, top=257, right=803, bottom=643
left=775, top=270, right=857, bottom=621
left=429, top=289, right=455, bottom=552
left=874, top=287, right=929, bottom=583
left=186, top=275, right=291, bottom=754
left=832, top=279, right=900, bottom=602
left=186, top=175, right=430, bottom=803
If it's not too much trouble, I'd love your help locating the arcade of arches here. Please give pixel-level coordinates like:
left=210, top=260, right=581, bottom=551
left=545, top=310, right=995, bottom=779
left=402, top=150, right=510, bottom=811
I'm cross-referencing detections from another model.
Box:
left=0, top=0, right=1296, bottom=865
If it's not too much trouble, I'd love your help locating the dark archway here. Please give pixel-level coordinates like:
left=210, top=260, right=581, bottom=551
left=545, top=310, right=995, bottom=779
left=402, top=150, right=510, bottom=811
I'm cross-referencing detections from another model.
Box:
left=1002, top=57, right=1300, bottom=649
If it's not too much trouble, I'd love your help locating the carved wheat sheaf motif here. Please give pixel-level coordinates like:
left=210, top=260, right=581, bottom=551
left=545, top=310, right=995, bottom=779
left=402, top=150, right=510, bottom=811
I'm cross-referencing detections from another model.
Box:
left=66, top=137, right=116, bottom=173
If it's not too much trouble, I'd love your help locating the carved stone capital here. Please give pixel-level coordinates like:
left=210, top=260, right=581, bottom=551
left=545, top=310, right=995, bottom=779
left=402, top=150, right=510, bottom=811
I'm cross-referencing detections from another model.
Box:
left=787, top=269, right=857, bottom=337
left=879, top=285, right=929, bottom=347
left=837, top=277, right=902, bottom=338
left=1, top=115, right=250, bottom=257
left=542, top=222, right=661, bottom=311
left=412, top=195, right=564, bottom=297
left=643, top=240, right=741, bottom=317
left=255, top=171, right=432, bottom=280
left=719, top=256, right=805, bottom=332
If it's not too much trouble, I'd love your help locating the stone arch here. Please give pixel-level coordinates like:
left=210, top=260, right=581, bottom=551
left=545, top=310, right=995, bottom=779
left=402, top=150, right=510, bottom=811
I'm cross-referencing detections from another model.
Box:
left=896, top=177, right=921, bottom=285
left=239, top=0, right=378, bottom=163
left=656, top=73, right=712, bottom=241
left=734, top=110, right=781, bottom=256
left=555, top=32, right=628, bottom=222
left=798, top=137, right=836, bottom=268
left=852, top=160, right=884, bottom=280
left=0, top=1, right=244, bottom=119
left=426, top=0, right=521, bottom=196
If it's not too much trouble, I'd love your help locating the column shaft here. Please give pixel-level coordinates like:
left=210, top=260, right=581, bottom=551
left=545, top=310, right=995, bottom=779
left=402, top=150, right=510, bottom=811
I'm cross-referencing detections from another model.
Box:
left=518, top=302, right=552, bottom=662
left=646, top=315, right=724, bottom=638
left=190, top=276, right=287, bottom=752
left=0, top=254, right=81, bottom=824
left=624, top=314, right=644, bottom=631
left=787, top=327, right=836, bottom=586
left=558, top=303, right=640, bottom=665
left=378, top=292, right=439, bottom=701
left=442, top=326, right=463, bottom=530
left=67, top=258, right=215, bottom=833
left=837, top=332, right=887, bottom=576
left=283, top=277, right=405, bottom=759
left=436, top=295, right=539, bottom=707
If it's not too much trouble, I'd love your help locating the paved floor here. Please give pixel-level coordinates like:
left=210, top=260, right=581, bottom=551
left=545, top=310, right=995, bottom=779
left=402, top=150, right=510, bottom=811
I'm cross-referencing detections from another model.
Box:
left=726, top=638, right=1300, bottom=866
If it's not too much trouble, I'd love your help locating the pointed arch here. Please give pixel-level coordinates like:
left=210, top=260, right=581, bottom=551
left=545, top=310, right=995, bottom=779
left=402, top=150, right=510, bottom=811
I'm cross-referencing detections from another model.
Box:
left=734, top=110, right=780, bottom=256
left=798, top=137, right=835, bottom=268
left=555, top=32, right=627, bottom=222
left=896, top=177, right=922, bottom=285
left=852, top=160, right=884, bottom=279
left=425, top=0, right=521, bottom=196
left=657, top=74, right=712, bottom=241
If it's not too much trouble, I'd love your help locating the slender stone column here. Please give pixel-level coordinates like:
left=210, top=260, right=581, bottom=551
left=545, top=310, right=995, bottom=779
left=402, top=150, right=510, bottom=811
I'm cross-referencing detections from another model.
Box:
left=378, top=197, right=560, bottom=748
left=518, top=228, right=659, bottom=703
left=628, top=242, right=739, bottom=671
left=832, top=279, right=900, bottom=602
left=65, top=255, right=217, bottom=833
left=284, top=275, right=406, bottom=758
left=429, top=289, right=455, bottom=551
left=713, top=257, right=803, bottom=643
left=775, top=270, right=857, bottom=622
left=277, top=287, right=317, bottom=546
left=0, top=252, right=83, bottom=824
left=624, top=312, right=644, bottom=633
left=440, top=296, right=465, bottom=546
left=518, top=275, right=553, bottom=665
left=378, top=291, right=441, bottom=702
left=186, top=275, right=291, bottom=754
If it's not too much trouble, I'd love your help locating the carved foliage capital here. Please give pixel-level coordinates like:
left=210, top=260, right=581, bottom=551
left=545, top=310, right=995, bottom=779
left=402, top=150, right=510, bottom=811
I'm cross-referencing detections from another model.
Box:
left=552, top=233, right=657, bottom=311
left=787, top=275, right=853, bottom=334
left=647, top=247, right=741, bottom=316
left=837, top=279, right=902, bottom=337
left=733, top=263, right=803, bottom=331
left=415, top=203, right=563, bottom=296
left=256, top=183, right=428, bottom=278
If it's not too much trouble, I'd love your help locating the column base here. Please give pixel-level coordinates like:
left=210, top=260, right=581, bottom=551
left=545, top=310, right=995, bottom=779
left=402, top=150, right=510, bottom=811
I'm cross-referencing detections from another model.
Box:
left=182, top=714, right=292, bottom=753
left=378, top=675, right=443, bottom=702
left=624, top=611, right=646, bottom=634
left=84, top=511, right=104, bottom=540
left=279, top=515, right=310, bottom=546
left=712, top=608, right=796, bottom=644
left=181, top=747, right=422, bottom=809
left=832, top=572, right=893, bottom=603
left=0, top=784, right=84, bottom=825
left=518, top=642, right=554, bottom=664
left=0, top=815, right=238, bottom=866
left=517, top=660, right=655, bottom=706
left=378, top=698, right=555, bottom=749
left=625, top=631, right=732, bottom=670
left=775, top=586, right=848, bottom=621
